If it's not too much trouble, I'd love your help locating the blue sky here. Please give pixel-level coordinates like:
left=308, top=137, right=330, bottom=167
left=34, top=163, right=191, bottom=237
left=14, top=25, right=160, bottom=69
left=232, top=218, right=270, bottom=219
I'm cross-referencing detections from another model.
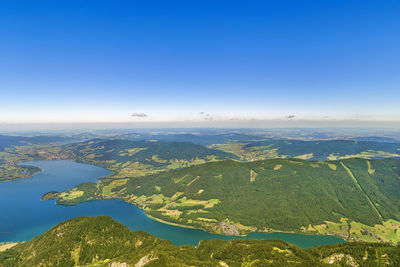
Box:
left=1, top=0, right=399, bottom=126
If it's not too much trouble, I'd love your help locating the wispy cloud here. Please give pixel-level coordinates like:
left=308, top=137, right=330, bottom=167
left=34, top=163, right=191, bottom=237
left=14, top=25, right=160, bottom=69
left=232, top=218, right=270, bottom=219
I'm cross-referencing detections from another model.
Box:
left=199, top=112, right=214, bottom=121
left=131, top=112, right=148, bottom=118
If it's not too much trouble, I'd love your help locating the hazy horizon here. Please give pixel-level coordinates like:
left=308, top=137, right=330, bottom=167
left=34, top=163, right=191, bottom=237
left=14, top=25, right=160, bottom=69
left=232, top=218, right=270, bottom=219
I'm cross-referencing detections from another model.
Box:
left=1, top=120, right=400, bottom=132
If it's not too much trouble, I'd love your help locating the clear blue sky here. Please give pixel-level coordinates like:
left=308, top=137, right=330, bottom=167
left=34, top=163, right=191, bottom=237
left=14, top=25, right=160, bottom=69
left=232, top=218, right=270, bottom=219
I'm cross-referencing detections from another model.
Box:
left=1, top=0, right=399, bottom=126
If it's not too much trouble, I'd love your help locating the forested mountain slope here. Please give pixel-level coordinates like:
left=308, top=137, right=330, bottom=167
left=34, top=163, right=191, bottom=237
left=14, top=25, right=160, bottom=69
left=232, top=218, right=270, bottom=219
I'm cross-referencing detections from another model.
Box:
left=1, top=216, right=399, bottom=266
left=211, top=140, right=400, bottom=161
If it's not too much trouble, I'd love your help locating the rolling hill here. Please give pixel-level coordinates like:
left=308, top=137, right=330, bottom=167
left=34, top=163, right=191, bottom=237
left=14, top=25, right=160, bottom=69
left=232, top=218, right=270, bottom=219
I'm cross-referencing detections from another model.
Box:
left=61, top=139, right=237, bottom=178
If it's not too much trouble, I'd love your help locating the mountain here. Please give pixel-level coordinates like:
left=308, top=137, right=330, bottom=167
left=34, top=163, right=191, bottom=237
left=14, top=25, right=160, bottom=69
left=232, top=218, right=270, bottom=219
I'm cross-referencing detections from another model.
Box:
left=47, top=158, right=400, bottom=243
left=1, top=216, right=399, bottom=266
left=61, top=139, right=237, bottom=178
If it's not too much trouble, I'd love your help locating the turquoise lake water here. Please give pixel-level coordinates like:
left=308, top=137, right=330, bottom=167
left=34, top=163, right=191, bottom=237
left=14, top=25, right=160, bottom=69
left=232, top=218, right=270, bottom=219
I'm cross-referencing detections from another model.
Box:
left=0, top=160, right=344, bottom=248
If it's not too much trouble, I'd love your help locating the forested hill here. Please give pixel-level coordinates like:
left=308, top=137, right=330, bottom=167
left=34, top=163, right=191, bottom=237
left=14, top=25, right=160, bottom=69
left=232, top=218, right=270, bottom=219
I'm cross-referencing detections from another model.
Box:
left=245, top=140, right=400, bottom=160
left=61, top=139, right=237, bottom=178
left=212, top=140, right=400, bottom=161
left=1, top=216, right=399, bottom=266
left=63, top=138, right=235, bottom=163
left=50, top=158, right=400, bottom=243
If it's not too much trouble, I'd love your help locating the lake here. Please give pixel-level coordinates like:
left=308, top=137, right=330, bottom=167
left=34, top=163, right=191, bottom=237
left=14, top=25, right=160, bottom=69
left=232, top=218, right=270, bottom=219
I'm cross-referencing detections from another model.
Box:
left=0, top=160, right=344, bottom=248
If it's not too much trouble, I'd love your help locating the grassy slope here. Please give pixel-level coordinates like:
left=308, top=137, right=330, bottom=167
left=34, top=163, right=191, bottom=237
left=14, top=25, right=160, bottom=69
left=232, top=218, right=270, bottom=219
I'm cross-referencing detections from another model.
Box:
left=49, top=158, right=400, bottom=243
left=1, top=216, right=400, bottom=266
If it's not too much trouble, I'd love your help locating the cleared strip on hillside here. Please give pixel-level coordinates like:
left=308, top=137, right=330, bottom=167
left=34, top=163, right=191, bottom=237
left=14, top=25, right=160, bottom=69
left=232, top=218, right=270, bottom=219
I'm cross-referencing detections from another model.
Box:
left=340, top=162, right=383, bottom=220
left=390, top=168, right=400, bottom=180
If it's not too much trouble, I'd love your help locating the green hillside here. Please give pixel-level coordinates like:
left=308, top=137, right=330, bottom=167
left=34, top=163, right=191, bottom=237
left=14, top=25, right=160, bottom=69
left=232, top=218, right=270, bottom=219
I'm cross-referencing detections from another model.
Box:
left=1, top=216, right=399, bottom=266
left=47, top=158, right=400, bottom=243
left=211, top=140, right=400, bottom=161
